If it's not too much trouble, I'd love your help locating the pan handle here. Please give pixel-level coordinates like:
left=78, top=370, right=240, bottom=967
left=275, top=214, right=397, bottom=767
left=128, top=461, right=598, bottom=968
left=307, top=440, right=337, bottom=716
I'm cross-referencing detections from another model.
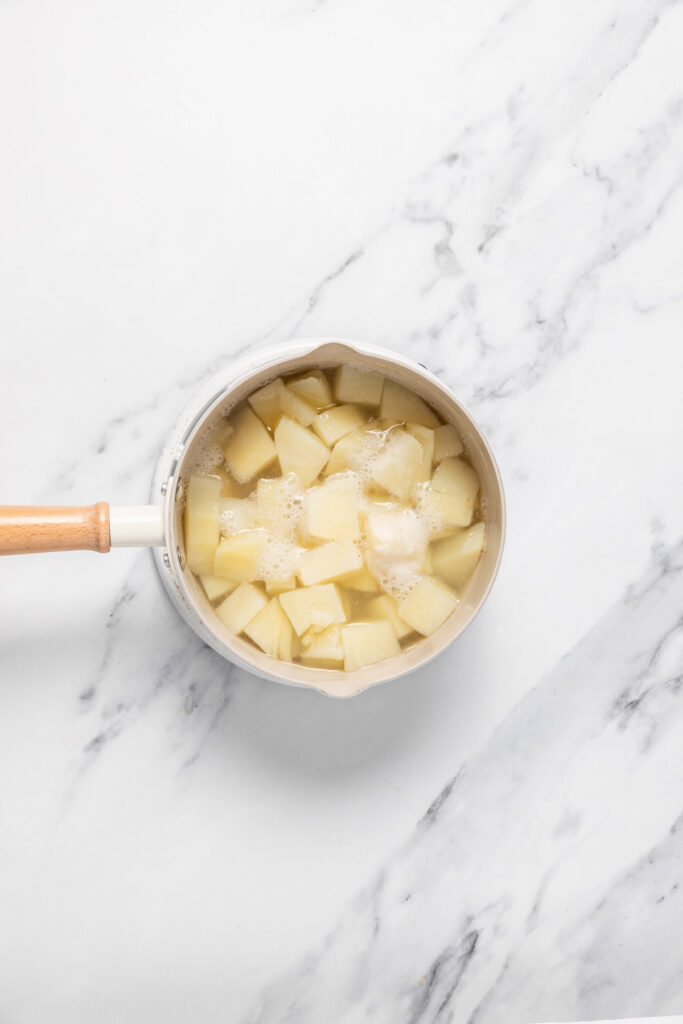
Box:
left=0, top=504, right=165, bottom=554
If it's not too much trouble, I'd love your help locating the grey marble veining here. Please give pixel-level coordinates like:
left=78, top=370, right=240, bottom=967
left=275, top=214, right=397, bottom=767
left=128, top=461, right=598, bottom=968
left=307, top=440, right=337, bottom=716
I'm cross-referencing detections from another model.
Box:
left=1, top=0, right=682, bottom=1020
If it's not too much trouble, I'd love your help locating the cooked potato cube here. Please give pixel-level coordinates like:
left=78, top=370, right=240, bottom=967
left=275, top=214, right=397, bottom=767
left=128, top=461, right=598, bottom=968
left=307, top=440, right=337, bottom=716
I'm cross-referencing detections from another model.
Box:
left=247, top=378, right=285, bottom=429
left=299, top=625, right=345, bottom=667
left=433, top=423, right=464, bottom=462
left=324, top=428, right=383, bottom=476
left=274, top=415, right=330, bottom=487
left=341, top=621, right=401, bottom=671
left=367, top=594, right=414, bottom=640
left=343, top=567, right=380, bottom=592
left=298, top=539, right=363, bottom=586
left=224, top=406, right=277, bottom=483
left=368, top=431, right=424, bottom=502
left=219, top=497, right=258, bottom=535
left=199, top=575, right=238, bottom=603
left=365, top=506, right=427, bottom=583
left=380, top=380, right=439, bottom=428
left=244, top=597, right=290, bottom=659
left=406, top=423, right=435, bottom=481
left=206, top=466, right=243, bottom=498
left=287, top=371, right=333, bottom=409
left=184, top=475, right=222, bottom=574
left=265, top=575, right=297, bottom=596
left=431, top=522, right=485, bottom=588
left=215, top=581, right=267, bottom=635
left=278, top=609, right=299, bottom=662
left=312, top=405, right=366, bottom=447
left=398, top=577, right=458, bottom=636
left=213, top=529, right=267, bottom=581
left=333, top=365, right=384, bottom=406
left=431, top=457, right=480, bottom=527
left=255, top=475, right=302, bottom=538
left=278, top=385, right=317, bottom=427
left=279, top=583, right=347, bottom=636
left=305, top=476, right=360, bottom=541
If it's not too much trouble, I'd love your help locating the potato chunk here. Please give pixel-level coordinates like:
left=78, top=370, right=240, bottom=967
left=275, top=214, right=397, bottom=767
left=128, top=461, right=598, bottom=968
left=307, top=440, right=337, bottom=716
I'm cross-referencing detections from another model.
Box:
left=274, top=415, right=330, bottom=487
left=367, top=594, right=414, bottom=640
left=304, top=475, right=360, bottom=541
left=255, top=475, right=302, bottom=539
left=431, top=522, right=485, bottom=588
left=406, top=423, right=435, bottom=481
left=333, top=365, right=384, bottom=407
left=213, top=530, right=267, bottom=582
left=219, top=497, right=258, bottom=535
left=265, top=575, right=297, bottom=596
left=298, top=539, right=363, bottom=587
left=343, top=567, right=380, bottom=592
left=433, top=423, right=464, bottom=462
left=244, top=597, right=291, bottom=659
left=341, top=621, right=401, bottom=671
left=365, top=506, right=427, bottom=585
left=431, top=457, right=480, bottom=527
left=312, top=405, right=366, bottom=447
left=247, top=379, right=284, bottom=429
left=279, top=583, right=346, bottom=636
left=287, top=371, right=333, bottom=409
left=224, top=406, right=277, bottom=483
left=299, top=625, right=345, bottom=667
left=368, top=430, right=424, bottom=502
left=184, top=475, right=222, bottom=574
left=199, top=575, right=238, bottom=603
left=278, top=384, right=317, bottom=427
left=215, top=581, right=267, bottom=635
left=398, top=577, right=458, bottom=636
left=380, top=380, right=439, bottom=428
left=324, top=428, right=383, bottom=476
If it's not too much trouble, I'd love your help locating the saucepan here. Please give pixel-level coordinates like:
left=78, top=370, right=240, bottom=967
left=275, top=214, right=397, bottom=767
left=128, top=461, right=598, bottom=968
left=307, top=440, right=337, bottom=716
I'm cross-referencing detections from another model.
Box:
left=0, top=339, right=505, bottom=698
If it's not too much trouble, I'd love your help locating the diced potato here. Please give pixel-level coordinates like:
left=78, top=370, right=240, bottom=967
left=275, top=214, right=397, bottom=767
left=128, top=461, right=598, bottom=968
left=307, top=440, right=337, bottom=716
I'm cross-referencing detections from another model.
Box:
left=430, top=457, right=480, bottom=527
left=213, top=530, right=267, bottom=581
left=184, top=475, right=222, bottom=574
left=305, top=476, right=360, bottom=541
left=244, top=597, right=290, bottom=659
left=365, top=506, right=427, bottom=583
left=422, top=546, right=434, bottom=574
left=406, top=423, right=435, bottom=481
left=433, top=423, right=464, bottom=462
left=278, top=385, right=317, bottom=427
left=274, top=415, right=330, bottom=487
left=287, top=371, right=333, bottom=409
left=206, top=466, right=242, bottom=497
left=367, top=594, right=414, bottom=640
left=380, top=380, right=439, bottom=428
left=247, top=378, right=285, bottom=429
left=224, top=406, right=277, bottom=483
left=199, top=575, right=238, bottom=603
left=279, top=583, right=346, bottom=636
left=215, top=581, right=267, bottom=635
left=341, top=621, right=401, bottom=671
left=255, top=475, right=302, bottom=538
left=431, top=522, right=486, bottom=588
left=219, top=497, right=258, bottom=535
left=312, top=405, right=366, bottom=447
left=298, top=539, right=363, bottom=586
left=212, top=419, right=235, bottom=448
left=368, top=431, right=424, bottom=502
left=278, top=609, right=299, bottom=662
left=398, top=577, right=458, bottom=636
left=299, top=625, right=345, bottom=667
left=265, top=575, right=297, bottom=596
left=343, top=567, right=380, bottom=592
left=333, top=365, right=384, bottom=407
left=324, top=428, right=383, bottom=476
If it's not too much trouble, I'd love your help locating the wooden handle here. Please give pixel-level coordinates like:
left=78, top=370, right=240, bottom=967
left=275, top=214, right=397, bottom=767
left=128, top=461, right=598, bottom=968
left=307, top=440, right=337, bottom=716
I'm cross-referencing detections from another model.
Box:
left=0, top=503, right=111, bottom=554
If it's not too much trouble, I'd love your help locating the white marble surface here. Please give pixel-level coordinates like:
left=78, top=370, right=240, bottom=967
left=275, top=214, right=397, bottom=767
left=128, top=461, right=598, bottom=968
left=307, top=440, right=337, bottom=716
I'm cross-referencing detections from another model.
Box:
left=1, top=0, right=682, bottom=1021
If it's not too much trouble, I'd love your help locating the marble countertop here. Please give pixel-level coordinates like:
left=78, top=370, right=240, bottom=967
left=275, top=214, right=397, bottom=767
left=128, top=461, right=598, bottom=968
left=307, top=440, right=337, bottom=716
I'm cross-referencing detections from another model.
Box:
left=1, top=0, right=683, bottom=1021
